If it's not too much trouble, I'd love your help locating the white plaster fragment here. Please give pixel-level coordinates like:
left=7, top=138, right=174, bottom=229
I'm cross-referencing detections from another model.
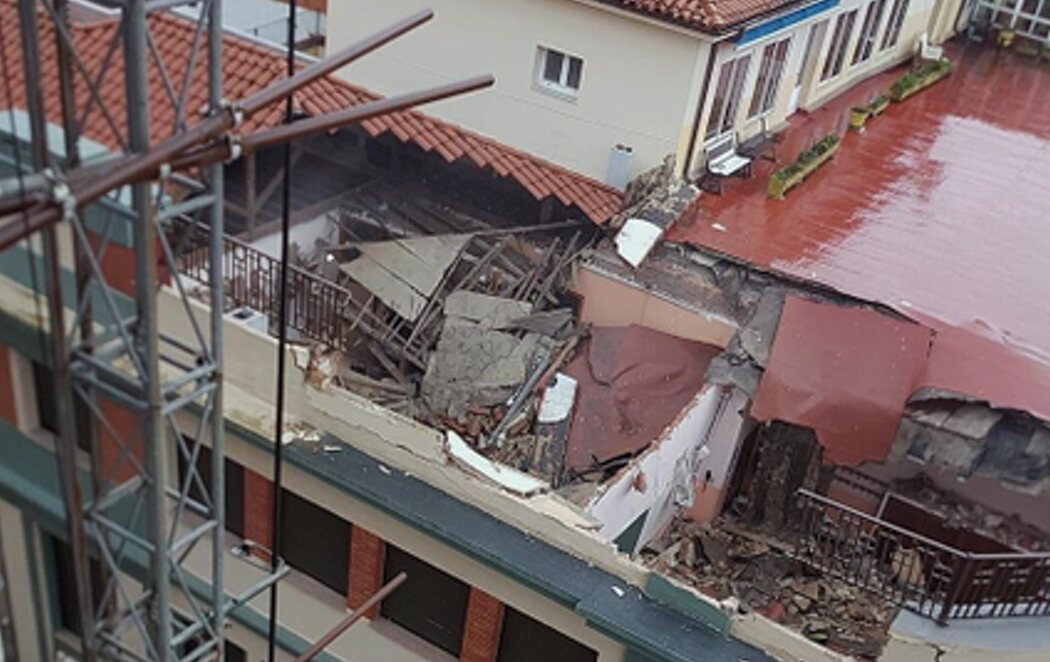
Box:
left=537, top=373, right=578, bottom=423
left=445, top=431, right=547, bottom=497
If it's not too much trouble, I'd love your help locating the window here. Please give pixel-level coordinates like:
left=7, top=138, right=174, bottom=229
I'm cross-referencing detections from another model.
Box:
left=820, top=10, right=859, bottom=81
left=381, top=545, right=469, bottom=655
left=497, top=607, right=597, bottom=662
left=880, top=0, right=911, bottom=51
left=48, top=536, right=104, bottom=636
left=704, top=55, right=752, bottom=139
left=174, top=442, right=246, bottom=537
left=279, top=489, right=350, bottom=595
left=33, top=361, right=92, bottom=452
left=538, top=47, right=583, bottom=96
left=224, top=640, right=247, bottom=662
left=33, top=361, right=58, bottom=434
left=748, top=38, right=792, bottom=118
left=852, top=0, right=888, bottom=64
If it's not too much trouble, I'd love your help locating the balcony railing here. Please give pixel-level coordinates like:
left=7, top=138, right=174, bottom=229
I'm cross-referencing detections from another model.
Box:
left=793, top=489, right=1050, bottom=623
left=175, top=222, right=392, bottom=354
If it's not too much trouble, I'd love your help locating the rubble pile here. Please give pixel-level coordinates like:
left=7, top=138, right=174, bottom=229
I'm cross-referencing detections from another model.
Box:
left=891, top=474, right=1050, bottom=551
left=642, top=516, right=896, bottom=660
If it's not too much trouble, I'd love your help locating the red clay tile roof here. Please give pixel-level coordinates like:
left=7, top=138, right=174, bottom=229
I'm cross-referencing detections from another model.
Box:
left=601, top=0, right=801, bottom=31
left=0, top=3, right=621, bottom=224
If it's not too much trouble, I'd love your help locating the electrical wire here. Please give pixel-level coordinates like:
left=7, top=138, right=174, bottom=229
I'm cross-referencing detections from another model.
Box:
left=266, top=1, right=297, bottom=659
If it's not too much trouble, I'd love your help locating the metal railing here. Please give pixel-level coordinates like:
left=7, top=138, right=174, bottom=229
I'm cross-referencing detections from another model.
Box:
left=175, top=221, right=389, bottom=353
left=793, top=489, right=1050, bottom=623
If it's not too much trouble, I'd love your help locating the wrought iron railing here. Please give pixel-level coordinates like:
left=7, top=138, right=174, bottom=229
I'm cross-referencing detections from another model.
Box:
left=793, top=489, right=1050, bottom=623
left=174, top=221, right=389, bottom=353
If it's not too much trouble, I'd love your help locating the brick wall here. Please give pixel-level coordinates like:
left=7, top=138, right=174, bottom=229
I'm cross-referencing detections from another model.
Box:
left=459, top=588, right=504, bottom=662
left=95, top=396, right=143, bottom=485
left=243, top=468, right=273, bottom=556
left=0, top=345, right=16, bottom=425
left=347, top=527, right=384, bottom=618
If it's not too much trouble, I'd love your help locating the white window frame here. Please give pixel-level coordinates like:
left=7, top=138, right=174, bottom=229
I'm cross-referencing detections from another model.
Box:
left=821, top=9, right=859, bottom=82
left=536, top=47, right=584, bottom=98
left=704, top=54, right=752, bottom=141
left=852, top=0, right=888, bottom=65
left=880, top=0, right=911, bottom=51
left=748, top=37, right=792, bottom=119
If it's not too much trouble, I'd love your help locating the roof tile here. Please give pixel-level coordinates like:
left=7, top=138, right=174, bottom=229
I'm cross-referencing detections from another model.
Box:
left=0, top=4, right=620, bottom=224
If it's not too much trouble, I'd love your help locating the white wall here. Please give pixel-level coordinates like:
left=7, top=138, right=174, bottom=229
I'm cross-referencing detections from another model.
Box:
left=327, top=0, right=706, bottom=183
left=249, top=214, right=335, bottom=260
left=586, top=385, right=726, bottom=552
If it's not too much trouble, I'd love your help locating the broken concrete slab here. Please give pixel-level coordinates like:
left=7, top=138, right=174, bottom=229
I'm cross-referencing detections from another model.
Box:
left=422, top=320, right=551, bottom=418
left=444, top=290, right=533, bottom=330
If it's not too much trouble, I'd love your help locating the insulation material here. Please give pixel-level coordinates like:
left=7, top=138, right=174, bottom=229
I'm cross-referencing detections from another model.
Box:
left=340, top=235, right=470, bottom=321
left=563, top=325, right=721, bottom=473
left=752, top=296, right=932, bottom=466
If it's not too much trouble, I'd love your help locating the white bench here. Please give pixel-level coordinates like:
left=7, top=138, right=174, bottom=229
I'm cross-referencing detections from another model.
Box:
left=700, top=133, right=752, bottom=195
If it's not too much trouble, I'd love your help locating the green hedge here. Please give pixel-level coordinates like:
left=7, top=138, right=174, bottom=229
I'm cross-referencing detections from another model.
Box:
left=767, top=134, right=840, bottom=198
left=889, top=58, right=952, bottom=102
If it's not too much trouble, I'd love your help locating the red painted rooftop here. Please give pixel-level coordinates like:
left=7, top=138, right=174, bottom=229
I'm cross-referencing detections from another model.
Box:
left=601, top=0, right=802, bottom=31
left=0, top=2, right=621, bottom=224
left=670, top=42, right=1050, bottom=420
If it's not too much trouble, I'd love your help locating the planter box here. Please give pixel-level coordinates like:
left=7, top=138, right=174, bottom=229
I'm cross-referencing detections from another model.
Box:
left=889, top=60, right=952, bottom=102
left=868, top=96, right=890, bottom=117
left=767, top=138, right=840, bottom=198
left=849, top=108, right=870, bottom=131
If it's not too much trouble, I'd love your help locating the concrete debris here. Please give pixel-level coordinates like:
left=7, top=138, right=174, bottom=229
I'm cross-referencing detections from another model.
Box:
left=444, top=290, right=533, bottom=330
left=642, top=515, right=896, bottom=659
left=422, top=320, right=552, bottom=418
left=889, top=474, right=1050, bottom=551
left=304, top=344, right=341, bottom=391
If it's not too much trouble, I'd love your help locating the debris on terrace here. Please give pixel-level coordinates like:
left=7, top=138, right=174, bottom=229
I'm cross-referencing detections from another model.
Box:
left=642, top=514, right=897, bottom=660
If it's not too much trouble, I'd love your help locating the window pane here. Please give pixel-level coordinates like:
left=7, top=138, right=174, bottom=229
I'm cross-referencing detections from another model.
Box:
left=381, top=545, right=469, bottom=655
left=881, top=0, right=911, bottom=50
left=173, top=442, right=245, bottom=536
left=704, top=60, right=735, bottom=139
left=853, top=0, right=887, bottom=64
left=32, top=361, right=57, bottom=434
left=720, top=54, right=751, bottom=134
left=49, top=536, right=104, bottom=636
left=280, top=489, right=350, bottom=595
left=748, top=44, right=777, bottom=118
left=543, top=49, right=564, bottom=84
left=566, top=56, right=583, bottom=90
left=498, top=607, right=597, bottom=662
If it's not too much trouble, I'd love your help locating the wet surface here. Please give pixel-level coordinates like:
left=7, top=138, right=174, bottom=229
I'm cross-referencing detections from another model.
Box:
left=671, top=43, right=1050, bottom=379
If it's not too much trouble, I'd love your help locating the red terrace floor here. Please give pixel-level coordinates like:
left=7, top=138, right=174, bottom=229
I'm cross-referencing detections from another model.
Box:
left=670, top=42, right=1050, bottom=374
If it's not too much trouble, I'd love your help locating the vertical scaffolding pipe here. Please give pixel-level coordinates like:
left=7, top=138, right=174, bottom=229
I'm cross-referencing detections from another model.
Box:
left=14, top=1, right=97, bottom=659
left=122, top=0, right=172, bottom=655
left=207, top=0, right=227, bottom=656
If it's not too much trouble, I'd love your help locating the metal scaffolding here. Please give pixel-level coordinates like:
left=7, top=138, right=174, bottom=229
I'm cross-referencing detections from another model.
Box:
left=0, top=1, right=490, bottom=659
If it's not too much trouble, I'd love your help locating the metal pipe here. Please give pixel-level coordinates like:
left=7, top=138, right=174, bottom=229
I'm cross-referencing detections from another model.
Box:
left=206, top=0, right=228, bottom=658
left=15, top=1, right=98, bottom=659
left=240, top=8, right=433, bottom=117
left=241, top=75, right=495, bottom=152
left=122, top=0, right=172, bottom=656
left=294, top=572, right=407, bottom=662
left=267, top=1, right=299, bottom=657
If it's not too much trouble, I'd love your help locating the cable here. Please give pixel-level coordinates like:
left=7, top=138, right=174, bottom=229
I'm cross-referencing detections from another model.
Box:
left=266, top=1, right=297, bottom=660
